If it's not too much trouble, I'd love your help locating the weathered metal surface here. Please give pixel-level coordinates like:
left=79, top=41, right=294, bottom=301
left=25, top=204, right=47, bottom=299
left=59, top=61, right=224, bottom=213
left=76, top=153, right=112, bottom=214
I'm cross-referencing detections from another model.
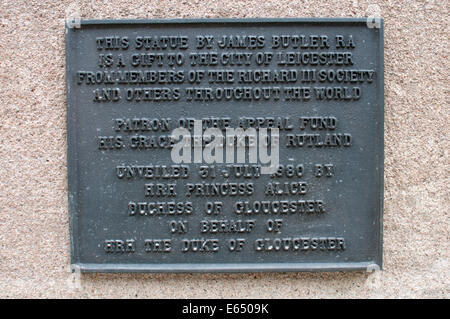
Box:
left=66, top=18, right=384, bottom=272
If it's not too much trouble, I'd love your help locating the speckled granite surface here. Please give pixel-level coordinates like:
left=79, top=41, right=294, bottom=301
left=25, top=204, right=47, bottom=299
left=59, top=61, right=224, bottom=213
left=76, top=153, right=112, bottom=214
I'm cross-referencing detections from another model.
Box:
left=0, top=0, right=448, bottom=298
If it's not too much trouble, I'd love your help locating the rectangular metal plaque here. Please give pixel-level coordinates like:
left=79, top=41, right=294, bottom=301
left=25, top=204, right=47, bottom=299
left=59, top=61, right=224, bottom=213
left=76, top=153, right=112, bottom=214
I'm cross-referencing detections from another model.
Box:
left=66, top=18, right=384, bottom=272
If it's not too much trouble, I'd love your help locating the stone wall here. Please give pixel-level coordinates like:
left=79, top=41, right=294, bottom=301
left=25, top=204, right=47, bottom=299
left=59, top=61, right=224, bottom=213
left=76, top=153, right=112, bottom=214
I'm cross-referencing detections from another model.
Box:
left=0, top=0, right=448, bottom=298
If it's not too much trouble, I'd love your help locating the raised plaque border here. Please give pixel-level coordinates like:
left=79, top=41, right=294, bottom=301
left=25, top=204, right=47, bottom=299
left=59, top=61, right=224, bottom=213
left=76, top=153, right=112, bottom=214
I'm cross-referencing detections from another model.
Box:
left=66, top=18, right=384, bottom=273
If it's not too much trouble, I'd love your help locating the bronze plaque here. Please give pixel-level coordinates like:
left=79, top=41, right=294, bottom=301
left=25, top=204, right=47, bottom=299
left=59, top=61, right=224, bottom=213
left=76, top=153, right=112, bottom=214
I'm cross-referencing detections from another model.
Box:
left=66, top=18, right=384, bottom=272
